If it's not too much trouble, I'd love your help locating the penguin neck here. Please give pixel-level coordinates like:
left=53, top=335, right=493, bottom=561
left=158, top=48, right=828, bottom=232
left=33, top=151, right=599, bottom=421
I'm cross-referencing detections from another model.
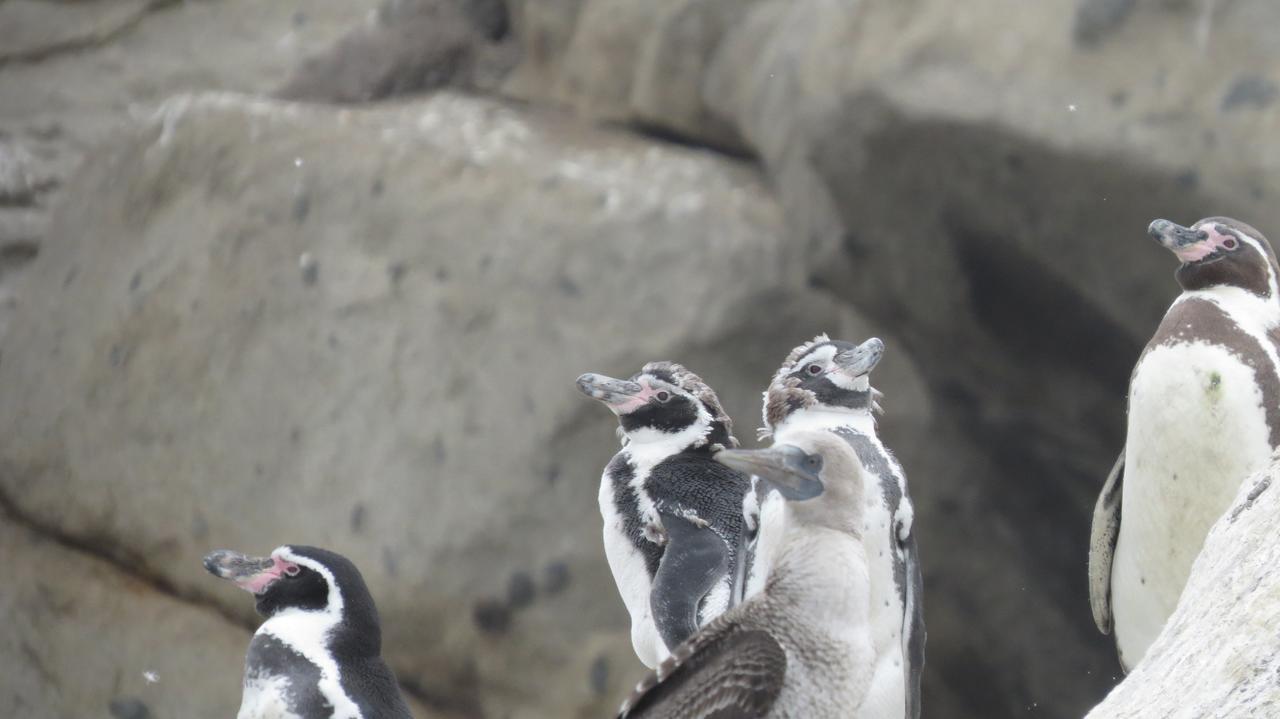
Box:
left=623, top=421, right=713, bottom=470
left=262, top=587, right=382, bottom=661
left=773, top=408, right=876, bottom=442
left=1175, top=283, right=1280, bottom=333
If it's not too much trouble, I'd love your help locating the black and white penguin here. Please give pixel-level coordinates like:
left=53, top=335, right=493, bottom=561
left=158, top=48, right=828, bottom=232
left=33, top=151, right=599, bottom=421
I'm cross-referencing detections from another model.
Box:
left=577, top=362, right=752, bottom=669
left=617, top=432, right=874, bottom=718
left=745, top=334, right=924, bottom=719
left=203, top=545, right=412, bottom=719
left=1090, top=217, right=1280, bottom=671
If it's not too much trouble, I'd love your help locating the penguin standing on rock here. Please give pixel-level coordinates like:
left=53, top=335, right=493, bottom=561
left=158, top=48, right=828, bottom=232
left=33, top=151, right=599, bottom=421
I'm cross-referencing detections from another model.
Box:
left=577, top=362, right=752, bottom=668
left=203, top=545, right=412, bottom=719
left=1090, top=217, right=1280, bottom=671
left=617, top=431, right=875, bottom=718
left=747, top=334, right=923, bottom=719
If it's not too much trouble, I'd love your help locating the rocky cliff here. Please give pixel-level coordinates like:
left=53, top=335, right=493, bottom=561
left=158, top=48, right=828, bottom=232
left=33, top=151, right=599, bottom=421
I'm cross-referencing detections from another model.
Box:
left=3, top=1, right=1279, bottom=717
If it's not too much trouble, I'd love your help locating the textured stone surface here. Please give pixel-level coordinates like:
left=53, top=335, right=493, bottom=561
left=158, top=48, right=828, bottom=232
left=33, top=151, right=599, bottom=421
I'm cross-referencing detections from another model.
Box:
left=0, top=0, right=388, bottom=299
left=0, top=510, right=440, bottom=719
left=275, top=0, right=518, bottom=104
left=0, top=511, right=249, bottom=719
left=1087, top=459, right=1280, bottom=717
left=8, top=1, right=1280, bottom=717
left=0, top=90, right=829, bottom=717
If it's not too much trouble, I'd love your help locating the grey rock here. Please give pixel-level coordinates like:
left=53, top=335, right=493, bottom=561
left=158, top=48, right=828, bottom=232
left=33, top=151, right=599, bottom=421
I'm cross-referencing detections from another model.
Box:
left=0, top=514, right=249, bottom=719
left=1221, top=74, right=1279, bottom=111
left=1073, top=0, right=1138, bottom=48
left=0, top=0, right=161, bottom=65
left=276, top=0, right=515, bottom=104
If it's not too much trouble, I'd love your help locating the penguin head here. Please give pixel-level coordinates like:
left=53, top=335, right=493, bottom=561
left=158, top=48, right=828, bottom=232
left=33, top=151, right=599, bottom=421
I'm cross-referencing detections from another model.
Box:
left=760, top=335, right=884, bottom=438
left=203, top=545, right=380, bottom=631
left=1150, top=217, right=1279, bottom=298
left=576, top=361, right=737, bottom=453
left=715, top=431, right=864, bottom=534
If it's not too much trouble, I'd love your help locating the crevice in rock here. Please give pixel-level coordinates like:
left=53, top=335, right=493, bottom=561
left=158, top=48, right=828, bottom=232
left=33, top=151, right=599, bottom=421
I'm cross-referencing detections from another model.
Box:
left=0, top=483, right=255, bottom=630
left=0, top=485, right=451, bottom=716
left=620, top=119, right=757, bottom=162
left=950, top=223, right=1138, bottom=390
left=0, top=0, right=182, bottom=69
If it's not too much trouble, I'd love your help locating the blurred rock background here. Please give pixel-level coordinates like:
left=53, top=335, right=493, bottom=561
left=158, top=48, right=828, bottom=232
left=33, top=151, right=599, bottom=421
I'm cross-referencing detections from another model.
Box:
left=2, top=0, right=1278, bottom=717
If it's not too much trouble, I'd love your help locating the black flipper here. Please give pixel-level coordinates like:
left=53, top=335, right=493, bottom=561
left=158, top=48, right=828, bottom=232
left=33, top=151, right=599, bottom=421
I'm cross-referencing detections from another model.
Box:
left=650, top=511, right=731, bottom=652
left=1089, top=450, right=1125, bottom=635
left=903, top=533, right=925, bottom=719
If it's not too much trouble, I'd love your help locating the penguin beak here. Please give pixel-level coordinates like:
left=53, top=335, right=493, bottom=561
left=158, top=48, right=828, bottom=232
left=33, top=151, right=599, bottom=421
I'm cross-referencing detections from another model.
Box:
left=203, top=550, right=287, bottom=595
left=576, top=373, right=647, bottom=414
left=833, top=337, right=884, bottom=378
left=715, top=446, right=825, bottom=501
left=1149, top=219, right=1213, bottom=262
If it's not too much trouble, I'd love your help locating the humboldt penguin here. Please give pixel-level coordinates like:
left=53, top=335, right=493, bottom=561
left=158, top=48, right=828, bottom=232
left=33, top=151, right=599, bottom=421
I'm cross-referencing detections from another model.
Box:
left=747, top=334, right=924, bottom=719
left=617, top=431, right=874, bottom=718
left=203, top=545, right=412, bottom=719
left=1090, top=217, right=1280, bottom=671
left=577, top=362, right=752, bottom=668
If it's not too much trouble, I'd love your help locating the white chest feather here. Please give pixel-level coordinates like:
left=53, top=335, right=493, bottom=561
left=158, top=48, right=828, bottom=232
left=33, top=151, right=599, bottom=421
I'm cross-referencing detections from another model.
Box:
left=238, top=674, right=302, bottom=719
left=598, top=465, right=665, bottom=668
left=247, top=609, right=363, bottom=719
left=1113, top=340, right=1274, bottom=665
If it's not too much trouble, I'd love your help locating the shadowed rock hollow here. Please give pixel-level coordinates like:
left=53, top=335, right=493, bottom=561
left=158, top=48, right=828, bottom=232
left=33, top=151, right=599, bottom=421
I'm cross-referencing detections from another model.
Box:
left=3, top=1, right=1280, bottom=717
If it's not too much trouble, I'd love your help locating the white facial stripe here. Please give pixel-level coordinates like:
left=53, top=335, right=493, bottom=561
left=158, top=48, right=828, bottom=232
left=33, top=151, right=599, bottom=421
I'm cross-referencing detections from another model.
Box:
left=793, top=345, right=838, bottom=373
left=1236, top=233, right=1279, bottom=301
left=259, top=546, right=364, bottom=719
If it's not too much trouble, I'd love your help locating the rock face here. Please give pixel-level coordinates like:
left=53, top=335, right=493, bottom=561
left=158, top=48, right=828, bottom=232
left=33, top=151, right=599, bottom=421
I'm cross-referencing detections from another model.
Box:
left=1087, top=460, right=1280, bottom=718
left=0, top=508, right=440, bottom=719
left=7, top=0, right=1280, bottom=717
left=0, top=511, right=249, bottom=719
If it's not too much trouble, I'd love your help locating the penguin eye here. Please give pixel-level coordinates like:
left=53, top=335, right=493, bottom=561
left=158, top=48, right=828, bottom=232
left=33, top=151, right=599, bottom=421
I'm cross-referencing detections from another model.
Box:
left=654, top=391, right=671, bottom=403
left=805, top=364, right=822, bottom=376
left=1223, top=237, right=1239, bottom=250
left=283, top=564, right=301, bottom=577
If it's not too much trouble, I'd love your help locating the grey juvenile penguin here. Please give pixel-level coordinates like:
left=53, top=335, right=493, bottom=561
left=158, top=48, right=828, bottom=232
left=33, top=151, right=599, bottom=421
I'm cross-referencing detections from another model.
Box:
left=617, top=430, right=876, bottom=718
left=204, top=545, right=412, bottom=719
left=745, top=334, right=923, bottom=719
left=578, top=362, right=752, bottom=668
left=1090, top=217, right=1280, bottom=671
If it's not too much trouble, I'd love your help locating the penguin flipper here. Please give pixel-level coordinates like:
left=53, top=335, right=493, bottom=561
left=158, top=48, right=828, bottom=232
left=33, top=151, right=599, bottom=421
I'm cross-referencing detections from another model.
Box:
left=650, top=511, right=731, bottom=652
left=617, top=625, right=785, bottom=719
left=902, top=532, right=926, bottom=719
left=1089, top=449, right=1125, bottom=634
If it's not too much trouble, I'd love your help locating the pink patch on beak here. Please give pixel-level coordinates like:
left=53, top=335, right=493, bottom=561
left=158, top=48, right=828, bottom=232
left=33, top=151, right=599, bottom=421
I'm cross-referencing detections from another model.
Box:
left=609, top=384, right=656, bottom=414
left=235, top=557, right=296, bottom=594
